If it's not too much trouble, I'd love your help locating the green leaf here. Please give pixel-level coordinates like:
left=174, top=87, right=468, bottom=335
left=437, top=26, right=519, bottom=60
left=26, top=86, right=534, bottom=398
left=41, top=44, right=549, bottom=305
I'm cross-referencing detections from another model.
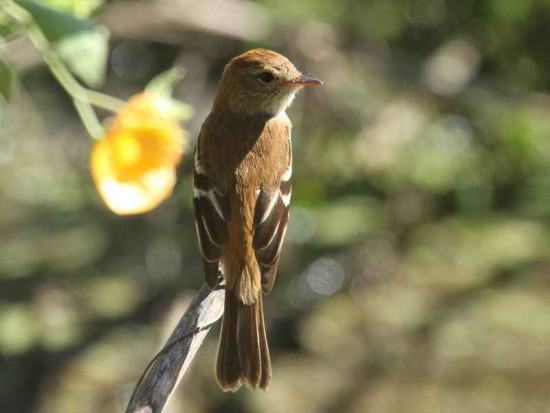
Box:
left=56, top=25, right=109, bottom=89
left=16, top=0, right=94, bottom=41
left=0, top=60, right=15, bottom=101
left=146, top=67, right=186, bottom=98
left=146, top=67, right=194, bottom=121
left=0, top=11, right=19, bottom=37
left=16, top=0, right=109, bottom=88
left=155, top=98, right=195, bottom=122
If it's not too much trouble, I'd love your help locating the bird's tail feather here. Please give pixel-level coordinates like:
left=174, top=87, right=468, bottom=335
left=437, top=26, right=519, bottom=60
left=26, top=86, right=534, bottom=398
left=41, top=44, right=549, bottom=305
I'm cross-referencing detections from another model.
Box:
left=216, top=288, right=271, bottom=391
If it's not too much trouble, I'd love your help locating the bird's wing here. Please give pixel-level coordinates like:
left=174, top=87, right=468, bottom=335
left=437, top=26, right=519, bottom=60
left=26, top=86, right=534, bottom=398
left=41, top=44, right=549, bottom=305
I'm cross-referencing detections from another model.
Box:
left=193, top=138, right=230, bottom=289
left=252, top=144, right=292, bottom=294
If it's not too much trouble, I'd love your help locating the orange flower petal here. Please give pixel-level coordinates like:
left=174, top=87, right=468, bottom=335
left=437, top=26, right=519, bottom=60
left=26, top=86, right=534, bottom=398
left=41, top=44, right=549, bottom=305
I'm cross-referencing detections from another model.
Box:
left=91, top=92, right=184, bottom=215
left=92, top=162, right=177, bottom=215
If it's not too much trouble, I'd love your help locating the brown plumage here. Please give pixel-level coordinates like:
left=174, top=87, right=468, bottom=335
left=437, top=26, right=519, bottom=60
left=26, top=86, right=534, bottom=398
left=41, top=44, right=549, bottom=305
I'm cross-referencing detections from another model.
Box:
left=193, top=49, right=322, bottom=391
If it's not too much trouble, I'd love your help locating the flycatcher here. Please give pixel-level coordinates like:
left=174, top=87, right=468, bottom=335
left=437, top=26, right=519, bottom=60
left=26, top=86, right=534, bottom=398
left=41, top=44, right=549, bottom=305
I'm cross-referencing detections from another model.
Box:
left=193, top=49, right=322, bottom=391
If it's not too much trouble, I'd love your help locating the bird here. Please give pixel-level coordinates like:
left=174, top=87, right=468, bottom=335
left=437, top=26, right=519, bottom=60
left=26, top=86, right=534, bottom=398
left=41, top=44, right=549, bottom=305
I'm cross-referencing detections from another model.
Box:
left=193, top=48, right=322, bottom=391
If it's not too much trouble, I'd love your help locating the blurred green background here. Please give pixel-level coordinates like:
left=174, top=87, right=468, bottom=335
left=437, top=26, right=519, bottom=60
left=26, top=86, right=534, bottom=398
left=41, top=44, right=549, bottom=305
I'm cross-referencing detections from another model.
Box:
left=2, top=0, right=550, bottom=412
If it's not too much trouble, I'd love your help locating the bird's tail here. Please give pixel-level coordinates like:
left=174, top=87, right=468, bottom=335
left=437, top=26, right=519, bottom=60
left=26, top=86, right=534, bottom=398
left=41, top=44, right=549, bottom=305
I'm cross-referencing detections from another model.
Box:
left=216, top=288, right=271, bottom=391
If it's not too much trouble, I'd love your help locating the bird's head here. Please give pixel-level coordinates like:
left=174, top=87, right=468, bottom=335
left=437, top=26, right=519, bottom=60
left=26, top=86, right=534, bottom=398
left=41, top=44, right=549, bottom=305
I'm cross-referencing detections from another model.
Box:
left=214, top=49, right=322, bottom=117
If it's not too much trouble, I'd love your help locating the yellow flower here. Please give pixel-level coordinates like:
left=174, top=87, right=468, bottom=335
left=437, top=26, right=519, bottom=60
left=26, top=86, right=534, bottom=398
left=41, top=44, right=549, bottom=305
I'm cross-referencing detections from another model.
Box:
left=91, top=93, right=184, bottom=215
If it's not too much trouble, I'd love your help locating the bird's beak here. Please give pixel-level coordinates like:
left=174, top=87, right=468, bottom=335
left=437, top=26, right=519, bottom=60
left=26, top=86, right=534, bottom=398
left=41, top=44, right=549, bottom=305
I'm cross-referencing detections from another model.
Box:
left=287, top=74, right=323, bottom=87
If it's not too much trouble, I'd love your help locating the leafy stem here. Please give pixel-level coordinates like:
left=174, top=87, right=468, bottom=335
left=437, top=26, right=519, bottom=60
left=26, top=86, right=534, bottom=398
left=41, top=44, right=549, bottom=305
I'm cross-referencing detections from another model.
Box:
left=2, top=0, right=123, bottom=139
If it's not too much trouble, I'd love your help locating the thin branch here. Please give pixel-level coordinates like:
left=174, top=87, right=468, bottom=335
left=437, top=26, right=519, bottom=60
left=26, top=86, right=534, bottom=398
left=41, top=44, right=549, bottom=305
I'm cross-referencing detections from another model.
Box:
left=126, top=282, right=225, bottom=413
left=72, top=94, right=104, bottom=139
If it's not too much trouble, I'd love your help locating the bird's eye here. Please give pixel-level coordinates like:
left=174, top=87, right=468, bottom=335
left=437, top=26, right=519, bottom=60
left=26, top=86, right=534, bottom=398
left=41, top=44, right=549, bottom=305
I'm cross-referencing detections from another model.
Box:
left=258, top=72, right=275, bottom=83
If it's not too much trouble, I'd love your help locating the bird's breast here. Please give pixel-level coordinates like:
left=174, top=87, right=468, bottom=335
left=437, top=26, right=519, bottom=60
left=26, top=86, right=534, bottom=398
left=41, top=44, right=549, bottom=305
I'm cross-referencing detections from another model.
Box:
left=201, top=112, right=292, bottom=191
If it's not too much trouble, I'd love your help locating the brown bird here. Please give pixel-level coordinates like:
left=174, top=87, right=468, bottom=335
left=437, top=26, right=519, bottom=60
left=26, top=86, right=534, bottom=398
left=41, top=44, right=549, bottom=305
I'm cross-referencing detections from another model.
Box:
left=193, top=49, right=322, bottom=391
